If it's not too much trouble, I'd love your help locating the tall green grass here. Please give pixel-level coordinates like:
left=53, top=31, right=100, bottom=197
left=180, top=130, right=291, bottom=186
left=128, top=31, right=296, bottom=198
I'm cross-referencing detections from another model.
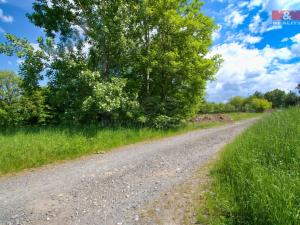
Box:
left=197, top=107, right=300, bottom=225
left=0, top=113, right=260, bottom=175
left=0, top=120, right=227, bottom=175
left=227, top=112, right=262, bottom=121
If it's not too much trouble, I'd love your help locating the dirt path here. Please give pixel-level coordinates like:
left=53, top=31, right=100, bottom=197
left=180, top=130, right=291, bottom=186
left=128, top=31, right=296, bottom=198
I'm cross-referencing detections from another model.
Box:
left=0, top=119, right=257, bottom=225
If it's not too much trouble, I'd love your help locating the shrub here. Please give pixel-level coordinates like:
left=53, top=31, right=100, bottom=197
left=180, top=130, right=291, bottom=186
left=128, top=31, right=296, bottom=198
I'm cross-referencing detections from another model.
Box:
left=245, top=97, right=272, bottom=112
left=229, top=96, right=246, bottom=111
left=151, top=115, right=183, bottom=129
left=264, top=89, right=286, bottom=108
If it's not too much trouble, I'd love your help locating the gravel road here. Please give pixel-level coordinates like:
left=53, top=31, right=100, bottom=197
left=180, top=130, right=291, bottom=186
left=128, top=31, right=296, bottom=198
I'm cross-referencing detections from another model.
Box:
left=0, top=119, right=257, bottom=225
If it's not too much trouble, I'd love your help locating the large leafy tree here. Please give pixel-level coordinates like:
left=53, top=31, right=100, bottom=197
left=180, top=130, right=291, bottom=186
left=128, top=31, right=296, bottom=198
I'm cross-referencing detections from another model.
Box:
left=285, top=91, right=298, bottom=107
left=28, top=0, right=136, bottom=76
left=0, top=71, right=48, bottom=125
left=0, top=0, right=219, bottom=124
left=0, top=71, right=22, bottom=106
left=264, top=89, right=287, bottom=108
left=131, top=0, right=220, bottom=118
left=0, top=34, right=46, bottom=92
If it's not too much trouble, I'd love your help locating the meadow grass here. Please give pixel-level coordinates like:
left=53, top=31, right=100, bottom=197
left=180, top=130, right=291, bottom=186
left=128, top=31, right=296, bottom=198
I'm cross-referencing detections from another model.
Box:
left=0, top=112, right=260, bottom=175
left=197, top=107, right=300, bottom=225
left=227, top=112, right=262, bottom=121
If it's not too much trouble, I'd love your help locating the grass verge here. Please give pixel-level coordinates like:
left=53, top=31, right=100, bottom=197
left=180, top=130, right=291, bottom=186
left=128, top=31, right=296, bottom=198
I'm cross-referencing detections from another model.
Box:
left=197, top=107, right=300, bottom=225
left=227, top=112, right=262, bottom=121
left=0, top=113, right=260, bottom=175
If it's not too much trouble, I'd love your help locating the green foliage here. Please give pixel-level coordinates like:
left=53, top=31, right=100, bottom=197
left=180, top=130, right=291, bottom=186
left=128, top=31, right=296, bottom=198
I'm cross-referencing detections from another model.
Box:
left=264, top=89, right=286, bottom=108
left=244, top=97, right=272, bottom=113
left=20, top=90, right=49, bottom=125
left=198, top=107, right=300, bottom=225
left=81, top=73, right=140, bottom=122
left=0, top=70, right=22, bottom=105
left=252, top=91, right=264, bottom=99
left=151, top=115, right=183, bottom=129
left=128, top=0, right=221, bottom=118
left=0, top=71, right=23, bottom=126
left=0, top=71, right=48, bottom=126
left=285, top=91, right=299, bottom=107
left=0, top=34, right=46, bottom=92
left=0, top=0, right=220, bottom=126
left=199, top=102, right=236, bottom=114
left=201, top=89, right=298, bottom=115
left=229, top=96, right=245, bottom=111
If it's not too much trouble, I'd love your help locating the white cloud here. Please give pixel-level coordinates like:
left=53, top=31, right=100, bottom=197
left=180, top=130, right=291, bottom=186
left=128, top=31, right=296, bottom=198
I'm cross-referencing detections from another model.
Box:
left=205, top=0, right=299, bottom=102
left=262, top=45, right=292, bottom=60
left=0, top=0, right=7, bottom=3
left=248, top=0, right=263, bottom=9
left=267, top=0, right=300, bottom=10
left=225, top=32, right=262, bottom=45
left=291, top=44, right=300, bottom=57
left=248, top=12, right=282, bottom=34
left=248, top=0, right=300, bottom=11
left=206, top=43, right=297, bottom=102
left=238, top=1, right=248, bottom=8
left=242, top=34, right=262, bottom=44
left=290, top=33, right=300, bottom=56
left=249, top=14, right=261, bottom=33
left=0, top=8, right=13, bottom=23
left=212, top=25, right=222, bottom=41
left=291, top=33, right=300, bottom=43
left=253, top=62, right=300, bottom=93
left=225, top=11, right=248, bottom=28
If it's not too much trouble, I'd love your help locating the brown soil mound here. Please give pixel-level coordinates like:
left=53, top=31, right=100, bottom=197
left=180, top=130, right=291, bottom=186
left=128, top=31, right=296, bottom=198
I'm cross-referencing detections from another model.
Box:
left=191, top=114, right=233, bottom=123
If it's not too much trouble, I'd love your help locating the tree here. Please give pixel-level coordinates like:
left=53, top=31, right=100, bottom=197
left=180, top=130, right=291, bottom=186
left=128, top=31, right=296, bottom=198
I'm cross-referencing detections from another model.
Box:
left=28, top=0, right=138, bottom=78
left=285, top=91, right=298, bottom=107
left=0, top=34, right=47, bottom=93
left=1, top=0, right=219, bottom=125
left=133, top=0, right=221, bottom=118
left=0, top=71, right=49, bottom=126
left=245, top=98, right=272, bottom=113
left=264, top=89, right=286, bottom=108
left=0, top=71, right=23, bottom=126
left=0, top=71, right=22, bottom=106
left=297, top=83, right=300, bottom=94
left=252, top=91, right=264, bottom=99
left=229, top=96, right=245, bottom=112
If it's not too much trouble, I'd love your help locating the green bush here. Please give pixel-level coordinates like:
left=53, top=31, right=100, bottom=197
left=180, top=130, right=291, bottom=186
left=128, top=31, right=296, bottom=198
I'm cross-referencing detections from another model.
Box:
left=199, top=103, right=237, bottom=114
left=229, top=96, right=245, bottom=111
left=245, top=97, right=272, bottom=112
left=199, top=107, right=300, bottom=225
left=0, top=71, right=49, bottom=126
left=151, top=115, right=183, bottom=129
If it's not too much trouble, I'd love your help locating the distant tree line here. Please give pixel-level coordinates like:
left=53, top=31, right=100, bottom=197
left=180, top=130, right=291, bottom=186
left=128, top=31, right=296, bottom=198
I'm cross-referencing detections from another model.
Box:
left=199, top=88, right=300, bottom=114
left=0, top=1, right=220, bottom=128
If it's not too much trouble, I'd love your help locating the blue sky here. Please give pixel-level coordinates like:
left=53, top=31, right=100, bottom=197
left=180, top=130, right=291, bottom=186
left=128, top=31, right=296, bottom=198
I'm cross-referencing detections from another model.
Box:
left=0, top=0, right=299, bottom=102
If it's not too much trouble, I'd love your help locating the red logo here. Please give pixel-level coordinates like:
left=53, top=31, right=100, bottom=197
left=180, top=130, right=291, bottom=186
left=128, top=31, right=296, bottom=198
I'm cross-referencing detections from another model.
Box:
left=272, top=10, right=300, bottom=21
